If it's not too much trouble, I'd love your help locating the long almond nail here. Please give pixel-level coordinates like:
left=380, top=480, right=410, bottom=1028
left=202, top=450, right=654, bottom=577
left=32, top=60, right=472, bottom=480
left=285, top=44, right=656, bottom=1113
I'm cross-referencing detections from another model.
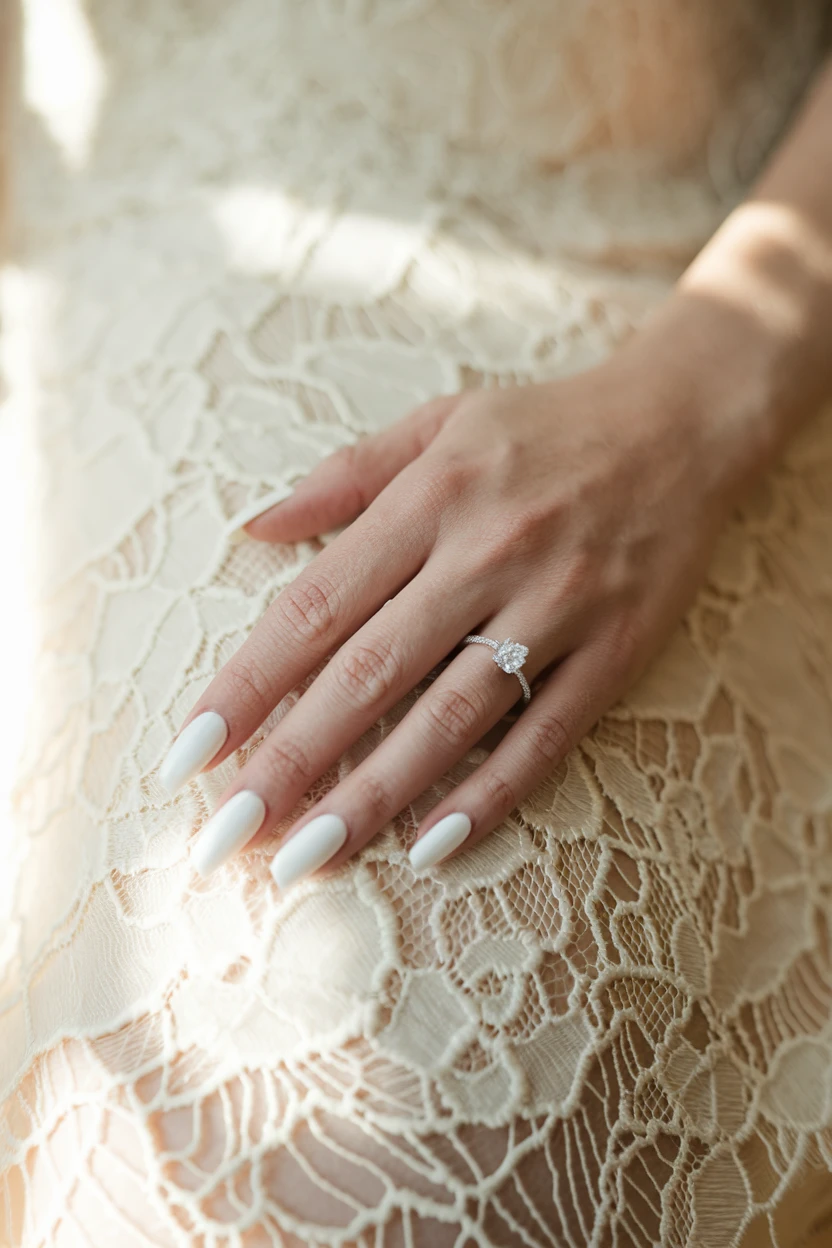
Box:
left=159, top=711, right=229, bottom=795
left=270, top=813, right=348, bottom=890
left=191, top=790, right=267, bottom=877
left=409, top=812, right=472, bottom=871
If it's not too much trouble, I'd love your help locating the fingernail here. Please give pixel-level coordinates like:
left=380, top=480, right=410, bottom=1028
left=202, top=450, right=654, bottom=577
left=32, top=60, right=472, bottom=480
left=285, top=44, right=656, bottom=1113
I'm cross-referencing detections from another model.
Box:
left=191, top=789, right=267, bottom=877
left=159, top=711, right=229, bottom=795
left=270, top=812, right=348, bottom=891
left=409, top=812, right=472, bottom=871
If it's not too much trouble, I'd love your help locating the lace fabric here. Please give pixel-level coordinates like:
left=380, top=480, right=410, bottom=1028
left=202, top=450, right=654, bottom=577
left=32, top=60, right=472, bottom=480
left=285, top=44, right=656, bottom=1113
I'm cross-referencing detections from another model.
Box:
left=1, top=1, right=832, bottom=1244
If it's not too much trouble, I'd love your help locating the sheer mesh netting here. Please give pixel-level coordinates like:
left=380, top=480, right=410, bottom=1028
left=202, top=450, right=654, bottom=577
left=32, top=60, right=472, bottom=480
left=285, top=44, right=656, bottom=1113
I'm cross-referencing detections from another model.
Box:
left=2, top=0, right=832, bottom=1244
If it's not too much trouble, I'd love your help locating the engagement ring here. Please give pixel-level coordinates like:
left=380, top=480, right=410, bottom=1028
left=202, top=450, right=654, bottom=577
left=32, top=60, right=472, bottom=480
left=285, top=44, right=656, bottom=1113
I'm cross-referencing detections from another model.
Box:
left=461, top=634, right=532, bottom=703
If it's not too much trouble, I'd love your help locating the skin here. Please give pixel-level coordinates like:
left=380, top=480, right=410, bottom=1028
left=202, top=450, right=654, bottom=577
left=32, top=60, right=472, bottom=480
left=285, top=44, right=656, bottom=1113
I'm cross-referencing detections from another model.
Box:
left=178, top=51, right=832, bottom=877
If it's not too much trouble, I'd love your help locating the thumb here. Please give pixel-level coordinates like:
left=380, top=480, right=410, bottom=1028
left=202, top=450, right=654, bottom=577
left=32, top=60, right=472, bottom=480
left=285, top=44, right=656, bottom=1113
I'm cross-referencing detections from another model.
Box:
left=243, top=394, right=458, bottom=542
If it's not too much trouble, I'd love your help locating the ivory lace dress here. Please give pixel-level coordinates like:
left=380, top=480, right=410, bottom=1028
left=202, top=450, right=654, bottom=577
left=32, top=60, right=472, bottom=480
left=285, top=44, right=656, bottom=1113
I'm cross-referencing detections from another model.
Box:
left=2, top=2, right=832, bottom=1245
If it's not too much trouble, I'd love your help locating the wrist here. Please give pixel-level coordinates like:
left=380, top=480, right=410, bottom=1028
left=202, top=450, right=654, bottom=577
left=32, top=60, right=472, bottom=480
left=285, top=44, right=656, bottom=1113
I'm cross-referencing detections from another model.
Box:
left=622, top=201, right=832, bottom=498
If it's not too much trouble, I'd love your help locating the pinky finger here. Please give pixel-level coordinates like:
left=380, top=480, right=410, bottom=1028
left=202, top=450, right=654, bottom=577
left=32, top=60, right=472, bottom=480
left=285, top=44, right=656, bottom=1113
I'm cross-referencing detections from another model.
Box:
left=407, top=642, right=621, bottom=872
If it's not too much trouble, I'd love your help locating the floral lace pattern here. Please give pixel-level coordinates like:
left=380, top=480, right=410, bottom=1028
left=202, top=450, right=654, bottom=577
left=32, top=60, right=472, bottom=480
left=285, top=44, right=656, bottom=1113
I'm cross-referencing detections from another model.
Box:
left=2, top=1, right=832, bottom=1244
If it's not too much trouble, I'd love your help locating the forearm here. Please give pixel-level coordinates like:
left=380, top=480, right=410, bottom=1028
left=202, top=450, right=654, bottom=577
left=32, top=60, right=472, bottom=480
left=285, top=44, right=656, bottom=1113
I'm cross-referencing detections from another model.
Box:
left=628, top=52, right=832, bottom=493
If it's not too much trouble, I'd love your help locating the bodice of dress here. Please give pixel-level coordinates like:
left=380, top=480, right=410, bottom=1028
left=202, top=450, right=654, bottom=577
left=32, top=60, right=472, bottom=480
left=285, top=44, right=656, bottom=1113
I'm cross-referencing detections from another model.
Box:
left=16, top=0, right=832, bottom=266
left=282, top=0, right=829, bottom=173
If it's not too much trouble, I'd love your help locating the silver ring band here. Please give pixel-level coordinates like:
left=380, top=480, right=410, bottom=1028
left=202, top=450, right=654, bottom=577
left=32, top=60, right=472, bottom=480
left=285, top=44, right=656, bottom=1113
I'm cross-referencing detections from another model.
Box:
left=461, top=634, right=532, bottom=704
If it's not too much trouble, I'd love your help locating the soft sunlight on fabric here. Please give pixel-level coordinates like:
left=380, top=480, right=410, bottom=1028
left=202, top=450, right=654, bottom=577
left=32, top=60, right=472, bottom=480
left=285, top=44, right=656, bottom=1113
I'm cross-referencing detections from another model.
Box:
left=212, top=187, right=428, bottom=300
left=22, top=0, right=106, bottom=168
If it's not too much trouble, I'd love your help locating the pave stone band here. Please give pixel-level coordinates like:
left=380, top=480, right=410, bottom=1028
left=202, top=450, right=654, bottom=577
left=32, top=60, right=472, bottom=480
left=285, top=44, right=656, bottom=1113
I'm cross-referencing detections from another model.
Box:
left=461, top=634, right=532, bottom=704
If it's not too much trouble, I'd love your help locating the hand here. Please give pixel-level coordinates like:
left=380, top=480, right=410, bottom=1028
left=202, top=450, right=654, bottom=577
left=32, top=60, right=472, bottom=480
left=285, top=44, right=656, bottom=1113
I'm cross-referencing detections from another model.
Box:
left=159, top=333, right=751, bottom=884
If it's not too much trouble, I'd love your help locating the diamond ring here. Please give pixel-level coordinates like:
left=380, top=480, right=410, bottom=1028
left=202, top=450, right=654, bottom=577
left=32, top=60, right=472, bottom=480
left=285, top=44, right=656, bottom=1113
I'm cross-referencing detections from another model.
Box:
left=460, top=634, right=532, bottom=703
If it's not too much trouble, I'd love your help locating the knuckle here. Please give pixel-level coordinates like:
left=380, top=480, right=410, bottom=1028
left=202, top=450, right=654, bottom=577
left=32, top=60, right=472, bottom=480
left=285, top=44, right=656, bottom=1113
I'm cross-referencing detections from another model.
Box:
left=525, top=710, right=572, bottom=768
left=334, top=636, right=404, bottom=709
left=223, top=659, right=273, bottom=722
left=276, top=573, right=341, bottom=645
left=464, top=540, right=501, bottom=579
left=467, top=511, right=549, bottom=578
left=481, top=769, right=518, bottom=818
left=403, top=455, right=473, bottom=545
left=421, top=684, right=484, bottom=749
left=505, top=503, right=547, bottom=541
left=488, top=505, right=549, bottom=560
left=558, top=547, right=597, bottom=597
left=259, top=736, right=314, bottom=790
left=353, top=772, right=392, bottom=823
left=417, top=454, right=471, bottom=503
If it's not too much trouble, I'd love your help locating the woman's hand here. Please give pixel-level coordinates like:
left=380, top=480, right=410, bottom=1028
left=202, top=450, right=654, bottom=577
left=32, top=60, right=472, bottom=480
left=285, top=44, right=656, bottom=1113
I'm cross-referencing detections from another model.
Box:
left=158, top=316, right=761, bottom=885
left=158, top=50, right=832, bottom=886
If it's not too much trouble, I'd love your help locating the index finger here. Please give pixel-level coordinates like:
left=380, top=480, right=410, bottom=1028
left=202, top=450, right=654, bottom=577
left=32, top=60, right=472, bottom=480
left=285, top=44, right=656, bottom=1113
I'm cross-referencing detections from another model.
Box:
left=158, top=469, right=433, bottom=793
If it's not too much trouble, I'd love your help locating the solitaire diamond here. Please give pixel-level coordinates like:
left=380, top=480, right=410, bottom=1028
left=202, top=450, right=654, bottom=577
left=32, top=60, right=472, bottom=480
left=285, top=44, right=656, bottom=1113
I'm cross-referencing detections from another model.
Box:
left=461, top=632, right=533, bottom=703
left=493, top=639, right=528, bottom=674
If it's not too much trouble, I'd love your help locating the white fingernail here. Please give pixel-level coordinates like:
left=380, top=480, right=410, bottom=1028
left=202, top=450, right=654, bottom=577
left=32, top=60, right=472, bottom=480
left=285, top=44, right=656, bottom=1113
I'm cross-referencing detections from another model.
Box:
left=409, top=812, right=472, bottom=871
left=191, top=789, right=267, bottom=877
left=159, top=711, right=229, bottom=795
left=270, top=813, right=348, bottom=891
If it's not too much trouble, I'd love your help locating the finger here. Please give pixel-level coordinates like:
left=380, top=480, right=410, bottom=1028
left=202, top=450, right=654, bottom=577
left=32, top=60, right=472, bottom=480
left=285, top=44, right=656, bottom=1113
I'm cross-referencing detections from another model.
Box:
left=244, top=396, right=457, bottom=543
left=257, top=608, right=566, bottom=889
left=159, top=464, right=436, bottom=795
left=186, top=564, right=504, bottom=876
left=406, top=637, right=626, bottom=870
